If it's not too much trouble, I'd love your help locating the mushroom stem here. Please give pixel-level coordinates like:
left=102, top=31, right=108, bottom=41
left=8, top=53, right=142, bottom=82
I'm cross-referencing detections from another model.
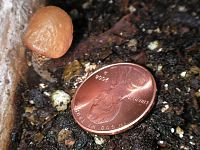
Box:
left=32, top=52, right=57, bottom=82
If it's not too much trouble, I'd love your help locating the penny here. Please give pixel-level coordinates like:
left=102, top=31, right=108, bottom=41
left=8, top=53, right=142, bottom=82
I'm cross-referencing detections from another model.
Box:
left=71, top=63, right=157, bottom=135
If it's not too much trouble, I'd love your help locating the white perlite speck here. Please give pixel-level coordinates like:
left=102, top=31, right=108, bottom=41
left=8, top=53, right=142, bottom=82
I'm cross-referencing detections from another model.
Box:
left=39, top=83, right=48, bottom=89
left=189, top=141, right=195, bottom=145
left=176, top=88, right=181, bottom=92
left=128, top=5, right=136, bottom=13
left=178, top=6, right=187, bottom=12
left=157, top=64, right=163, bottom=71
left=164, top=84, right=169, bottom=90
left=161, top=104, right=169, bottom=112
left=147, top=41, right=159, bottom=50
left=157, top=48, right=163, bottom=52
left=51, top=90, right=71, bottom=111
left=158, top=140, right=164, bottom=144
left=180, top=71, right=187, bottom=77
left=94, top=135, right=104, bottom=145
left=187, top=87, right=191, bottom=92
left=180, top=145, right=189, bottom=150
left=84, top=62, right=97, bottom=72
left=44, top=91, right=51, bottom=97
left=171, top=128, right=175, bottom=133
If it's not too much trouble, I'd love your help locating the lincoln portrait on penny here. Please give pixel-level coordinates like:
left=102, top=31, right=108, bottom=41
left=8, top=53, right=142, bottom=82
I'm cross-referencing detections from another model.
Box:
left=87, top=66, right=150, bottom=124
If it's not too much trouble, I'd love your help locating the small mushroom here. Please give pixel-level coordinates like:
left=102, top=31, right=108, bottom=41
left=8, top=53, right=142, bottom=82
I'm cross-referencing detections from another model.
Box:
left=23, top=6, right=73, bottom=82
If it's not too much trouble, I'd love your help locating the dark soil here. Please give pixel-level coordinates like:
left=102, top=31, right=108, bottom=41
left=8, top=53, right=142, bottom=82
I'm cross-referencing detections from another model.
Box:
left=10, top=0, right=200, bottom=150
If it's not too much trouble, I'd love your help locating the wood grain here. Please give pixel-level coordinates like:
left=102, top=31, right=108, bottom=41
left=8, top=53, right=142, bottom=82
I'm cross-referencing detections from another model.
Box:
left=0, top=1, right=45, bottom=149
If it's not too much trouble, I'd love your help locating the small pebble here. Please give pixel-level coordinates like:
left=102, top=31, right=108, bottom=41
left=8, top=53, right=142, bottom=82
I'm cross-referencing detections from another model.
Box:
left=164, top=84, right=169, bottom=91
left=157, top=140, right=166, bottom=147
left=195, top=89, right=200, bottom=97
left=180, top=71, right=187, bottom=77
left=39, top=83, right=47, bottom=89
left=154, top=28, right=161, bottom=33
left=157, top=64, right=163, bottom=71
left=176, top=126, right=184, bottom=138
left=187, top=87, right=191, bottom=92
left=94, top=135, right=104, bottom=145
left=51, top=90, right=71, bottom=111
left=147, top=28, right=161, bottom=34
left=128, top=5, right=136, bottom=13
left=189, top=141, right=195, bottom=145
left=147, top=41, right=159, bottom=50
left=178, top=6, right=187, bottom=12
left=176, top=88, right=181, bottom=92
left=44, top=91, right=51, bottom=97
left=58, top=128, right=73, bottom=144
left=161, top=104, right=169, bottom=112
left=157, top=48, right=163, bottom=52
left=84, top=62, right=97, bottom=72
left=190, top=136, right=193, bottom=139
left=127, top=39, right=137, bottom=47
left=29, top=100, right=35, bottom=104
left=171, top=128, right=175, bottom=133
left=158, top=140, right=164, bottom=144
left=180, top=145, right=189, bottom=150
left=162, top=101, right=168, bottom=104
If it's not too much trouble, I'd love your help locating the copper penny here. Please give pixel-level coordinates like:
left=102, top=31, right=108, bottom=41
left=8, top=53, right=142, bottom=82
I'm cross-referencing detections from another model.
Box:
left=71, top=63, right=157, bottom=135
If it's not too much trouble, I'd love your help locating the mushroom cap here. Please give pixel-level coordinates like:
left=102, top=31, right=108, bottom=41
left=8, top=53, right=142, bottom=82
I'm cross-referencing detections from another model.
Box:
left=23, top=6, right=73, bottom=58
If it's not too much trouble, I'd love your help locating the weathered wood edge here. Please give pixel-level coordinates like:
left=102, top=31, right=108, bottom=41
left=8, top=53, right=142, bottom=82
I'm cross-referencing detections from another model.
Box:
left=0, top=1, right=45, bottom=149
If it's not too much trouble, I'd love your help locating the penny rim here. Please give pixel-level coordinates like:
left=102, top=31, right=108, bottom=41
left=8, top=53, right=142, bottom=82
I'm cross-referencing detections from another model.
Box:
left=71, top=63, right=157, bottom=135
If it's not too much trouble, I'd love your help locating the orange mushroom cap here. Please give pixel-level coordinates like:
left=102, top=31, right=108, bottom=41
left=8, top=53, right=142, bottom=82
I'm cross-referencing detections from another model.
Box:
left=23, top=6, right=73, bottom=58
